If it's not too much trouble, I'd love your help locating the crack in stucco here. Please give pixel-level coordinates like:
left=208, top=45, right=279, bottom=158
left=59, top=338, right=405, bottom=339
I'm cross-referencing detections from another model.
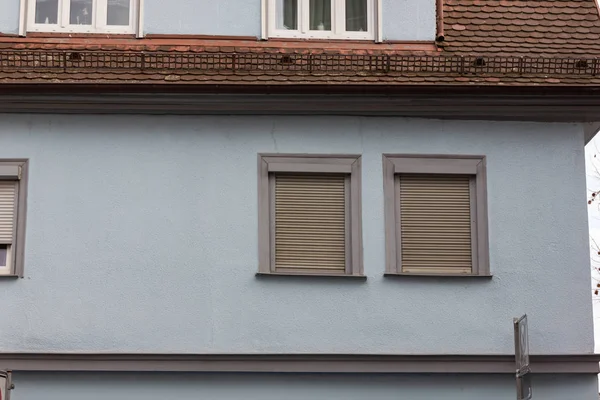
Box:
left=270, top=121, right=279, bottom=152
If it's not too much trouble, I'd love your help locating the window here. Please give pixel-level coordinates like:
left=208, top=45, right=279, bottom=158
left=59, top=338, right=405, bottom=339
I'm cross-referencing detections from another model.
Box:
left=265, top=0, right=378, bottom=40
left=382, top=155, right=489, bottom=277
left=26, top=0, right=138, bottom=33
left=0, top=160, right=28, bottom=277
left=257, top=154, right=363, bottom=277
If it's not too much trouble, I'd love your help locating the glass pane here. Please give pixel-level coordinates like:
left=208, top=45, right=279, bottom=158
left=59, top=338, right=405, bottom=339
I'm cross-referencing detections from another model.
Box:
left=277, top=0, right=297, bottom=30
left=346, top=0, right=367, bottom=31
left=35, top=0, right=58, bottom=24
left=70, top=0, right=93, bottom=25
left=107, top=0, right=130, bottom=26
left=309, top=0, right=331, bottom=31
left=0, top=245, right=7, bottom=268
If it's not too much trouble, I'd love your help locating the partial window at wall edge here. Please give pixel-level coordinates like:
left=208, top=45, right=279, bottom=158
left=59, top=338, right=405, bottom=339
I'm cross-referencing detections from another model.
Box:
left=0, top=159, right=28, bottom=278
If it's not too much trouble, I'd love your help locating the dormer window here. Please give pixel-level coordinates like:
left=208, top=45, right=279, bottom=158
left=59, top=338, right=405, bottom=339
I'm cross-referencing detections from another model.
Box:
left=27, top=0, right=139, bottom=34
left=266, top=0, right=378, bottom=40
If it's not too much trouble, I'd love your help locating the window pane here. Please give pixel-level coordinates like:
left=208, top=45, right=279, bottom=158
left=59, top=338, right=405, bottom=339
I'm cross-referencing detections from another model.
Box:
left=309, top=0, right=331, bottom=31
left=0, top=245, right=6, bottom=268
left=35, top=0, right=58, bottom=24
left=107, top=0, right=130, bottom=26
left=70, top=0, right=93, bottom=25
left=277, top=0, right=297, bottom=30
left=346, top=0, right=367, bottom=31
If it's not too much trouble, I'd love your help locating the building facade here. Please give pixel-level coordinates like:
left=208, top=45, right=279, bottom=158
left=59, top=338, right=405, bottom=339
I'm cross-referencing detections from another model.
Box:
left=0, top=0, right=599, bottom=399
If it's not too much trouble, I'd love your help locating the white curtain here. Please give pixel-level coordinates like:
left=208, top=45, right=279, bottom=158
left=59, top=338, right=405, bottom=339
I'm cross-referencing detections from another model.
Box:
left=280, top=0, right=298, bottom=30
left=346, top=0, right=367, bottom=31
left=309, top=0, right=331, bottom=30
left=107, top=0, right=131, bottom=26
left=70, top=0, right=93, bottom=25
left=35, top=0, right=59, bottom=24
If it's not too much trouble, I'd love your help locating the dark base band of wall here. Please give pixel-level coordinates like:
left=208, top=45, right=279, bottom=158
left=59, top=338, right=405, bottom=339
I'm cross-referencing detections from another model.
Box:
left=0, top=353, right=598, bottom=374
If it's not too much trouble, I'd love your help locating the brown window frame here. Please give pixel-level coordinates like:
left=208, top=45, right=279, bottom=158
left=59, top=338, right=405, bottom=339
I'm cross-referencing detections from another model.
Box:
left=257, top=154, right=363, bottom=277
left=0, top=159, right=29, bottom=278
left=382, top=154, right=490, bottom=277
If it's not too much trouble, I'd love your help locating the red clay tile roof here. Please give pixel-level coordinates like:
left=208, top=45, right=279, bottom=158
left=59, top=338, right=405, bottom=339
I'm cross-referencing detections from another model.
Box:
left=0, top=0, right=600, bottom=87
left=443, top=0, right=600, bottom=58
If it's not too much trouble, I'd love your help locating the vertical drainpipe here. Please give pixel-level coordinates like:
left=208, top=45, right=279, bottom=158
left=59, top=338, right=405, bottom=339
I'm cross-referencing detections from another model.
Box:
left=436, top=0, right=445, bottom=42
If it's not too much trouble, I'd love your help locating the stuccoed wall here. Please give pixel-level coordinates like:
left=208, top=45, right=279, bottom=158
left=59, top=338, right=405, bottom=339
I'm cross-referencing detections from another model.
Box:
left=143, top=0, right=436, bottom=39
left=143, top=0, right=262, bottom=36
left=0, top=1, right=436, bottom=40
left=0, top=114, right=592, bottom=354
left=0, top=1, right=19, bottom=34
left=382, top=0, right=436, bottom=40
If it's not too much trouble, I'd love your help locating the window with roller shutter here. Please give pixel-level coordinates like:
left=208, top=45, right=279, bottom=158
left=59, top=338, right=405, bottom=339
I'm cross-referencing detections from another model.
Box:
left=382, top=154, right=489, bottom=277
left=258, top=154, right=363, bottom=277
left=0, top=160, right=28, bottom=278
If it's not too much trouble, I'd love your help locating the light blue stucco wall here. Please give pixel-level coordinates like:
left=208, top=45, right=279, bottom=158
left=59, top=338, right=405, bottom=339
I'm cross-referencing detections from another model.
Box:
left=143, top=0, right=261, bottom=37
left=0, top=115, right=593, bottom=354
left=382, top=0, right=436, bottom=41
left=142, top=0, right=435, bottom=40
left=10, top=373, right=600, bottom=400
left=0, top=1, right=19, bottom=34
left=0, top=0, right=436, bottom=40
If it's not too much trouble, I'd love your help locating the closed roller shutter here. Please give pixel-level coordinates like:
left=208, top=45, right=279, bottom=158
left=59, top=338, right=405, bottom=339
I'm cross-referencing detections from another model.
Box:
left=399, top=174, right=473, bottom=274
left=0, top=181, right=16, bottom=245
left=274, top=174, right=346, bottom=273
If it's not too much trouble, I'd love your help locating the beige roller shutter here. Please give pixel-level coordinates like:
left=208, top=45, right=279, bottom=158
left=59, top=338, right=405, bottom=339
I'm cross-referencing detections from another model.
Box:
left=399, top=174, right=473, bottom=274
left=274, top=174, right=346, bottom=273
left=0, top=181, right=17, bottom=245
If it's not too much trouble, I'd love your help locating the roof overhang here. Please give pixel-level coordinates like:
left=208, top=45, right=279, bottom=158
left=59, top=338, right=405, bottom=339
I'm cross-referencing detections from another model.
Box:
left=0, top=85, right=599, bottom=125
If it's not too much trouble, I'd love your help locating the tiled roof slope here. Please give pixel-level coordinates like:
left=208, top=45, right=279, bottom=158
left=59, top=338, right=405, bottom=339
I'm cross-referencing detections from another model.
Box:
left=0, top=0, right=600, bottom=86
left=443, top=0, right=600, bottom=58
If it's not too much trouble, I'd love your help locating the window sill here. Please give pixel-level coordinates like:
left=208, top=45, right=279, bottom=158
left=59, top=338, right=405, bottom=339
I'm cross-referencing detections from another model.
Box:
left=263, top=38, right=438, bottom=51
left=256, top=272, right=366, bottom=280
left=0, top=274, right=20, bottom=279
left=384, top=273, right=493, bottom=279
left=26, top=32, right=137, bottom=39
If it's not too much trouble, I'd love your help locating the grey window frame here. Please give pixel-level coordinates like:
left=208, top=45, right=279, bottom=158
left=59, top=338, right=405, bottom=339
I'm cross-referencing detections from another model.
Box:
left=382, top=154, right=490, bottom=277
left=0, top=159, right=29, bottom=278
left=257, top=154, right=363, bottom=277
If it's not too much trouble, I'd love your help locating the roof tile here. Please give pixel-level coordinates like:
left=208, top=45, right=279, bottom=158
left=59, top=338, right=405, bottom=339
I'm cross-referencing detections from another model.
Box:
left=0, top=0, right=599, bottom=86
left=444, top=0, right=600, bottom=60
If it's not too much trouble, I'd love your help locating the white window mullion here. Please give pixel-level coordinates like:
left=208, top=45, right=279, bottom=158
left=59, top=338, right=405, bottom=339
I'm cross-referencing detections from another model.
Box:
left=334, top=0, right=345, bottom=36
left=96, top=0, right=108, bottom=30
left=26, top=0, right=36, bottom=31
left=60, top=0, right=70, bottom=28
left=300, top=0, right=309, bottom=34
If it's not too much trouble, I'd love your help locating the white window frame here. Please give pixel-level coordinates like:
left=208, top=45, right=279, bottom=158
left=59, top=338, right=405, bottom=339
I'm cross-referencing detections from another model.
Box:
left=0, top=160, right=28, bottom=278
left=264, top=0, right=381, bottom=41
left=25, top=0, right=140, bottom=34
left=0, top=245, right=13, bottom=276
